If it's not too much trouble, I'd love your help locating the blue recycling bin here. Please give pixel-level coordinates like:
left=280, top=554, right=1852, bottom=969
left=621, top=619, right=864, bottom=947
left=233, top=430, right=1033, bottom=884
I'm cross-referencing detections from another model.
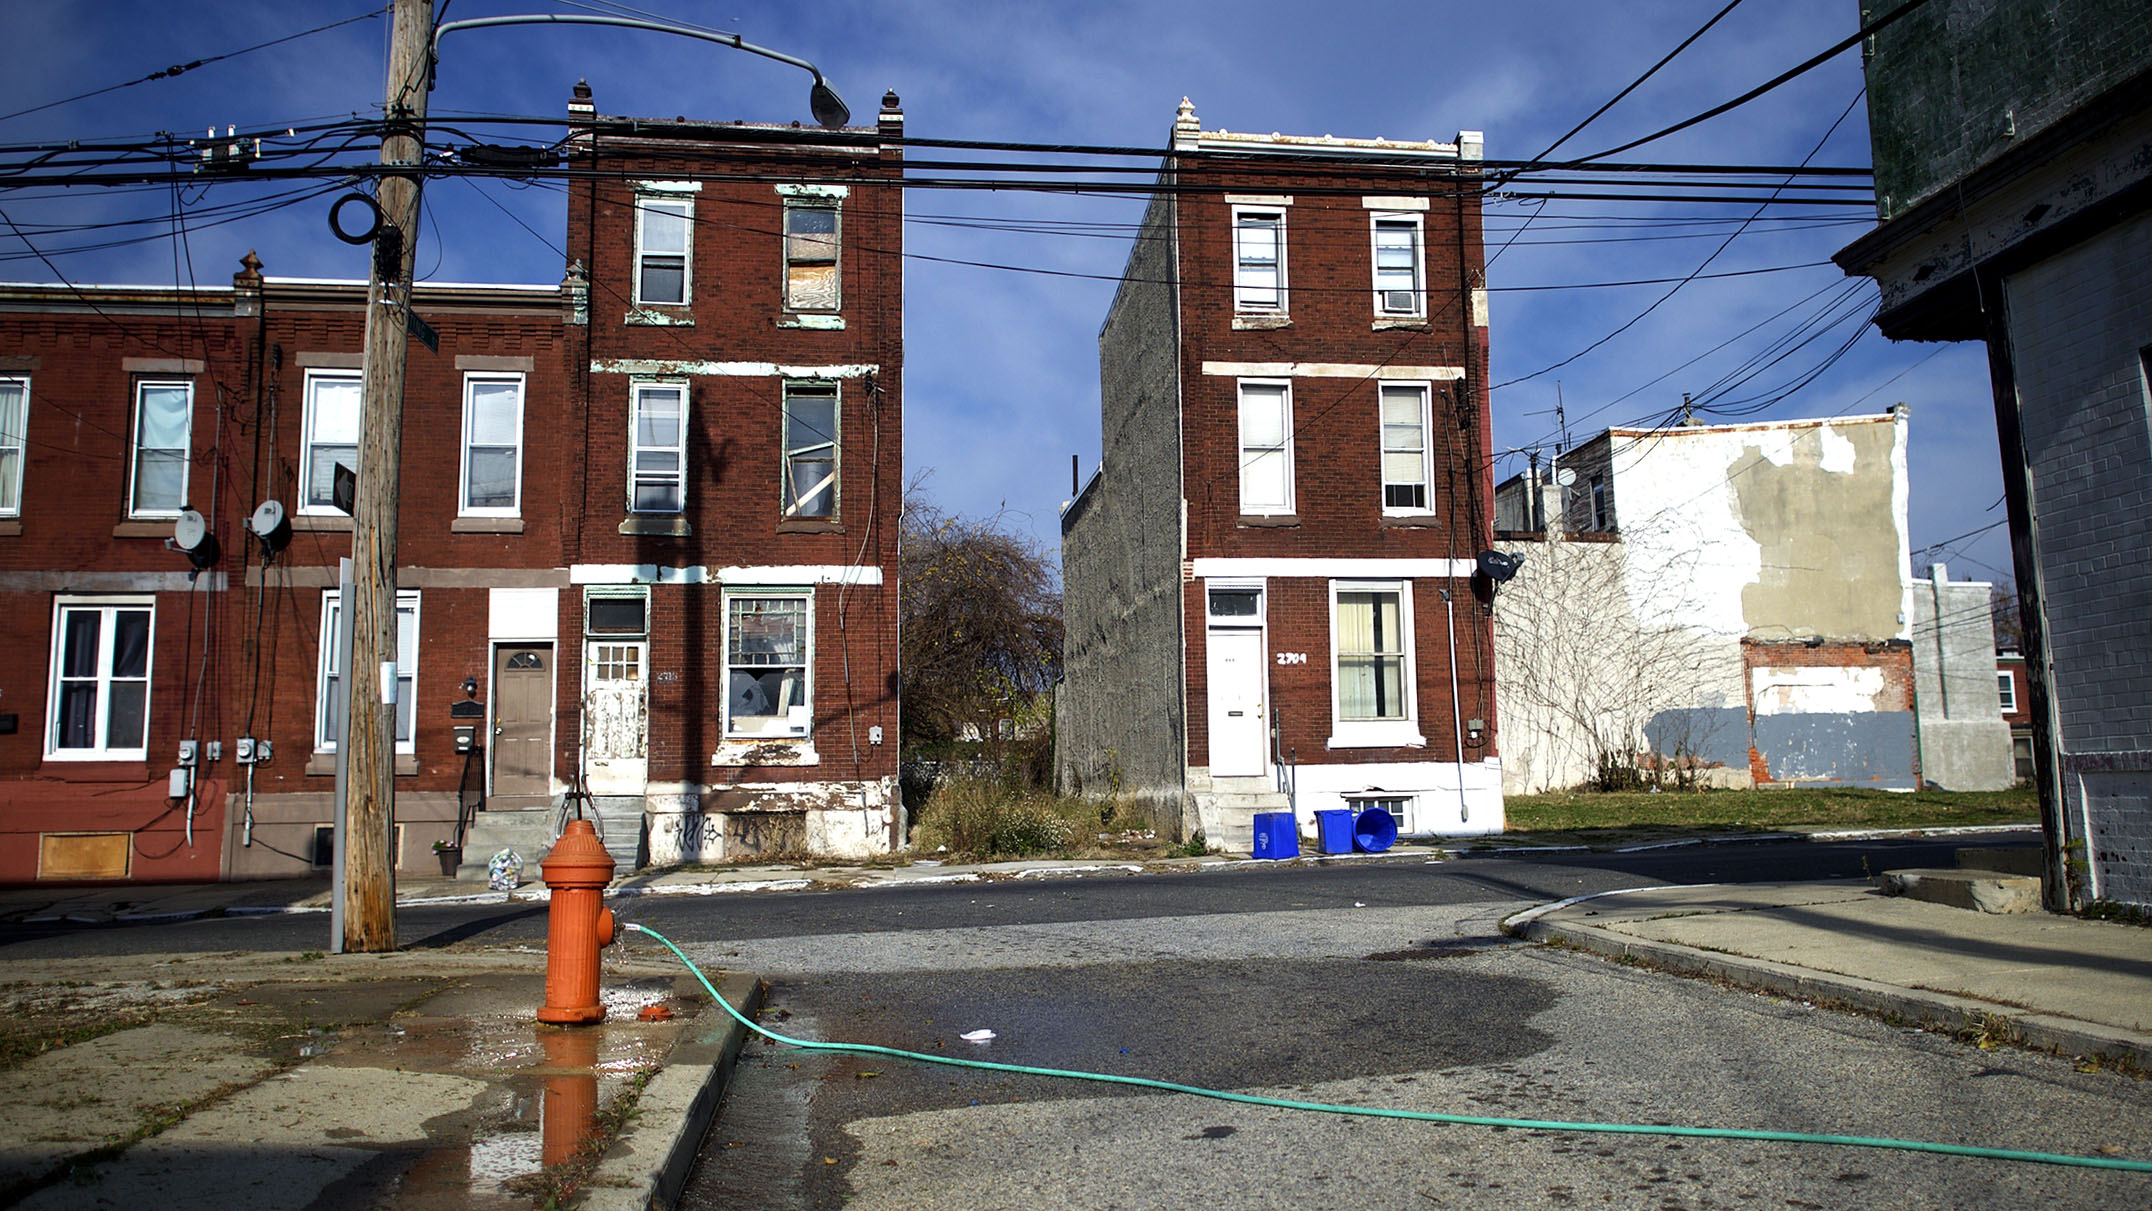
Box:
left=1251, top=811, right=1299, bottom=860
left=1353, top=806, right=1398, bottom=853
left=1314, top=809, right=1354, bottom=855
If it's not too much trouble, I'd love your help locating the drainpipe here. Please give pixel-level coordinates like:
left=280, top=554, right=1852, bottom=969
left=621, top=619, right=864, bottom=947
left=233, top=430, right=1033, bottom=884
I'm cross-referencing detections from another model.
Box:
left=1443, top=589, right=1467, bottom=824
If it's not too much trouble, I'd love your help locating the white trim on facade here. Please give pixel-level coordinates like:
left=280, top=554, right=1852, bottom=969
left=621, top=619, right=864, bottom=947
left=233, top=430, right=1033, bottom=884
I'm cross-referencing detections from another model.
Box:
left=1200, top=361, right=1463, bottom=380
left=1189, top=557, right=1475, bottom=579
left=591, top=359, right=879, bottom=378
left=568, top=564, right=885, bottom=586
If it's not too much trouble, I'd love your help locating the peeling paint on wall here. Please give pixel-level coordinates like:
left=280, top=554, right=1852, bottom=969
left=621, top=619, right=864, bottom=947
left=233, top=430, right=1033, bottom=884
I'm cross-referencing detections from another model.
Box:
left=1729, top=420, right=1906, bottom=642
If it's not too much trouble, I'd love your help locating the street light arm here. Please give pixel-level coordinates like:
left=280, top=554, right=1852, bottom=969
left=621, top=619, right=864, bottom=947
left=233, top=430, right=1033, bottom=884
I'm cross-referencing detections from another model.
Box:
left=430, top=14, right=850, bottom=127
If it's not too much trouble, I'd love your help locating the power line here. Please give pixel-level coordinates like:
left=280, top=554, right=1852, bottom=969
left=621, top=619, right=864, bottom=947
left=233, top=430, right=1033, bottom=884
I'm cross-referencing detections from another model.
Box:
left=0, top=7, right=387, bottom=125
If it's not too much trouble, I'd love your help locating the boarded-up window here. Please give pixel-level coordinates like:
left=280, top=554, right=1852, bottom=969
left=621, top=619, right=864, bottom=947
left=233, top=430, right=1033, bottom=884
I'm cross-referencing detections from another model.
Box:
left=784, top=203, right=839, bottom=312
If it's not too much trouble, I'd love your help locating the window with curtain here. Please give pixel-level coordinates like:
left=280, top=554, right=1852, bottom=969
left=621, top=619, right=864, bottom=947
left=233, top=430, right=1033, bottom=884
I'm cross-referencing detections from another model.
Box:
left=460, top=373, right=523, bottom=514
left=1336, top=588, right=1406, bottom=721
left=316, top=590, right=418, bottom=753
left=0, top=376, right=25, bottom=516
left=300, top=371, right=360, bottom=514
left=1238, top=381, right=1292, bottom=514
left=1380, top=383, right=1431, bottom=512
left=129, top=380, right=192, bottom=517
left=47, top=600, right=153, bottom=759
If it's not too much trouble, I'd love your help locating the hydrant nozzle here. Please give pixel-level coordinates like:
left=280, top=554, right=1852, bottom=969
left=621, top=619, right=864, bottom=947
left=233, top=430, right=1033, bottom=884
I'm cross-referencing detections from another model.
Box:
left=538, top=818, right=616, bottom=1024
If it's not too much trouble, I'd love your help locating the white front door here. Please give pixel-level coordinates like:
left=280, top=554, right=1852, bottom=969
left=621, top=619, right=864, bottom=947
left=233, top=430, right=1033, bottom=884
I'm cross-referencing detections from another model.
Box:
left=583, top=640, right=648, bottom=795
left=1207, top=627, right=1268, bottom=777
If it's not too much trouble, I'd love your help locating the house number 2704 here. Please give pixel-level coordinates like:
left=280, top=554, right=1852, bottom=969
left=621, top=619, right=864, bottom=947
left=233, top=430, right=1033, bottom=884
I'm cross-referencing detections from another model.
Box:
left=1275, top=652, right=1308, bottom=666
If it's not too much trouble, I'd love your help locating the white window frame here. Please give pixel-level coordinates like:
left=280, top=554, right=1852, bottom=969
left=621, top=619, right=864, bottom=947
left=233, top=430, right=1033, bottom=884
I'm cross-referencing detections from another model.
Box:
left=724, top=591, right=814, bottom=739
left=1346, top=793, right=1416, bottom=837
left=1996, top=670, right=2017, bottom=714
left=45, top=596, right=155, bottom=761
left=127, top=379, right=192, bottom=518
left=316, top=589, right=419, bottom=754
left=1237, top=379, right=1294, bottom=517
left=1370, top=214, right=1425, bottom=318
left=634, top=193, right=693, bottom=308
left=0, top=374, right=26, bottom=517
left=782, top=380, right=839, bottom=519
left=1232, top=206, right=1287, bottom=314
left=629, top=381, right=688, bottom=515
left=299, top=369, right=361, bottom=516
left=458, top=372, right=525, bottom=517
left=1379, top=382, right=1435, bottom=515
left=782, top=199, right=842, bottom=313
left=1328, top=579, right=1423, bottom=749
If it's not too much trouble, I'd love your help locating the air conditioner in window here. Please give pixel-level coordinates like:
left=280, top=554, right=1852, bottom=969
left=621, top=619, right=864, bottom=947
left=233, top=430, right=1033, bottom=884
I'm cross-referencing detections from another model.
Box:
left=1381, top=290, right=1418, bottom=314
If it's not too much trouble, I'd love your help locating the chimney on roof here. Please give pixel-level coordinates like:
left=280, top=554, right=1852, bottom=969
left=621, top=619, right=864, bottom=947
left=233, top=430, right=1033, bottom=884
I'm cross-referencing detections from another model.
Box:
left=569, top=79, right=594, bottom=120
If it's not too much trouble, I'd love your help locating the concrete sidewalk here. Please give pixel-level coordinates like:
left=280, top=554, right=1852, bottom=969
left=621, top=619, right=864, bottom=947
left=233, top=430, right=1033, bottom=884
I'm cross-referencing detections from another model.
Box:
left=1504, top=880, right=2152, bottom=1070
left=0, top=944, right=763, bottom=1210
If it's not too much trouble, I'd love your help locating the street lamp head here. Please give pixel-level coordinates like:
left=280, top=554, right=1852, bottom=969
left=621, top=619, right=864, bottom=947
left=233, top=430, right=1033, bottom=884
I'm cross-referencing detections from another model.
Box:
left=810, top=79, right=851, bottom=128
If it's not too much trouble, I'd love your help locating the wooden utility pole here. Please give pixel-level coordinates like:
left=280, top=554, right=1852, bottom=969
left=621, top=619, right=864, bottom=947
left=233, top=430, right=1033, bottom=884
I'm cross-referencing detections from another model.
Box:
left=343, top=0, right=434, bottom=952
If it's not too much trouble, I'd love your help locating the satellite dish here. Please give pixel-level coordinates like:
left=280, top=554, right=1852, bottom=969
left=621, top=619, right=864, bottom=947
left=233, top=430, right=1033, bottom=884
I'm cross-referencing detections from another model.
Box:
left=249, top=499, right=291, bottom=557
left=1554, top=468, right=1576, bottom=487
left=1476, top=549, right=1523, bottom=583
left=172, top=509, right=220, bottom=576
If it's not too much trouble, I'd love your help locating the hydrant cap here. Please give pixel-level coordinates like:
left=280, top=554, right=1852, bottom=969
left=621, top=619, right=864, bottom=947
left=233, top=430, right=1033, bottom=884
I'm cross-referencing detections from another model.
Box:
left=540, top=818, right=616, bottom=886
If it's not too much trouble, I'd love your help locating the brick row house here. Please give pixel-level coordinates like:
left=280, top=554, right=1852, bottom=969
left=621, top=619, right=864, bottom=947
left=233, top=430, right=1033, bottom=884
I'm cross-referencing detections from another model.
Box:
left=1057, top=101, right=1504, bottom=848
left=0, top=85, right=905, bottom=883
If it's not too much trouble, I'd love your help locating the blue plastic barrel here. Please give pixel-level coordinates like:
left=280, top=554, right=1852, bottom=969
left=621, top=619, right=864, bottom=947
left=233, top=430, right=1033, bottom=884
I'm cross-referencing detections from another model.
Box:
left=1313, top=809, right=1354, bottom=855
left=1353, top=806, right=1398, bottom=853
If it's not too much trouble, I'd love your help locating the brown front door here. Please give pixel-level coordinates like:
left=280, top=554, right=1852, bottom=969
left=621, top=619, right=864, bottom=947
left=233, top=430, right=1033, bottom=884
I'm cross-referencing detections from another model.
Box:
left=492, top=644, right=553, bottom=799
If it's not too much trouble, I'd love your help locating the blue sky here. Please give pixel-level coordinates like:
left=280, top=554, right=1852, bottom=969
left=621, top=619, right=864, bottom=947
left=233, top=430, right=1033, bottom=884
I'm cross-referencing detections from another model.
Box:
left=0, top=0, right=2012, bottom=589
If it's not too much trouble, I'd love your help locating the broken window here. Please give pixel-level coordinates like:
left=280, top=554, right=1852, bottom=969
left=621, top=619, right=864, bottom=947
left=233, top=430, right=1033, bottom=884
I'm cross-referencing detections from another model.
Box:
left=784, top=202, right=840, bottom=312
left=782, top=381, right=838, bottom=519
left=726, top=594, right=811, bottom=738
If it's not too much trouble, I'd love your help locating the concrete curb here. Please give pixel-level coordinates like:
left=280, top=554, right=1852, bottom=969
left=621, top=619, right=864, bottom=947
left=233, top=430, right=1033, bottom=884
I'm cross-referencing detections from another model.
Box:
left=1505, top=914, right=2152, bottom=1071
left=582, top=971, right=767, bottom=1211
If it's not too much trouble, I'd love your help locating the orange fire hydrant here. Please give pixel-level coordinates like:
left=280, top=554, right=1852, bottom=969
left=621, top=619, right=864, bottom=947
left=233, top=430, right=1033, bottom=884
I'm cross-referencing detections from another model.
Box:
left=538, top=818, right=616, bottom=1024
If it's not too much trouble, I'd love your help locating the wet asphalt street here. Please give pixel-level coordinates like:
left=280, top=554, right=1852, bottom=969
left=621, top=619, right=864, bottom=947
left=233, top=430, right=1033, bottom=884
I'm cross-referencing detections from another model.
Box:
left=671, top=843, right=2152, bottom=1211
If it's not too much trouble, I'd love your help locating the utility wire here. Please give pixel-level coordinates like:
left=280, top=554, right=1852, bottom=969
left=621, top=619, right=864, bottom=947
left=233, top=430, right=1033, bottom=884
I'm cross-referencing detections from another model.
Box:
left=0, top=7, right=387, bottom=124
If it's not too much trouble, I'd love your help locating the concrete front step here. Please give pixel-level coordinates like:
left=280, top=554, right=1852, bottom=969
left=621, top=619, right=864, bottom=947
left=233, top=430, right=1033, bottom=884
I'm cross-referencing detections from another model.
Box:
left=1876, top=868, right=2042, bottom=914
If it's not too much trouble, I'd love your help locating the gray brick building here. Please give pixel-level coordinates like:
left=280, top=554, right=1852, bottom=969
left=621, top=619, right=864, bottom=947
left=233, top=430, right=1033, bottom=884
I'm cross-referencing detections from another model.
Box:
left=1836, top=0, right=2152, bottom=908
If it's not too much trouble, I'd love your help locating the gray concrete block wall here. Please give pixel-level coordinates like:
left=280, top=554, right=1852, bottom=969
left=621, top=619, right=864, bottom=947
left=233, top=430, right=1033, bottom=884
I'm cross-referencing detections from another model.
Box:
left=1864, top=0, right=2152, bottom=218
left=1909, top=572, right=2014, bottom=789
left=2005, top=207, right=2152, bottom=904
left=1056, top=187, right=1191, bottom=832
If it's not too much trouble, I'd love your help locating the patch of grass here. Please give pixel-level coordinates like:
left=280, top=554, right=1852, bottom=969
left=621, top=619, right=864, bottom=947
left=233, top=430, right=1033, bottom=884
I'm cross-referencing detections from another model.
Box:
left=1501, top=786, right=2037, bottom=841
left=910, top=773, right=1156, bottom=861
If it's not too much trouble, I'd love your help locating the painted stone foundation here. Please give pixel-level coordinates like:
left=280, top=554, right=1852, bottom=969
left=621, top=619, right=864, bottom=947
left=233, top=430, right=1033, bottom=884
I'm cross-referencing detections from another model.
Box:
left=644, top=778, right=901, bottom=864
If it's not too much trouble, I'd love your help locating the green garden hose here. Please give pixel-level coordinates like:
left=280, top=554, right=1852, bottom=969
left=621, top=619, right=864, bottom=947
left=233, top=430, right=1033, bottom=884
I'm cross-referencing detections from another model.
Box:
left=624, top=922, right=2152, bottom=1173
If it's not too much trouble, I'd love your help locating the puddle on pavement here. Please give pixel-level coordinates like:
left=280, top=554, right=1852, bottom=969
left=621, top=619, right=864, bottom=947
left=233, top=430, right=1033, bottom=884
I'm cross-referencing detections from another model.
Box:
left=294, top=975, right=698, bottom=1208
